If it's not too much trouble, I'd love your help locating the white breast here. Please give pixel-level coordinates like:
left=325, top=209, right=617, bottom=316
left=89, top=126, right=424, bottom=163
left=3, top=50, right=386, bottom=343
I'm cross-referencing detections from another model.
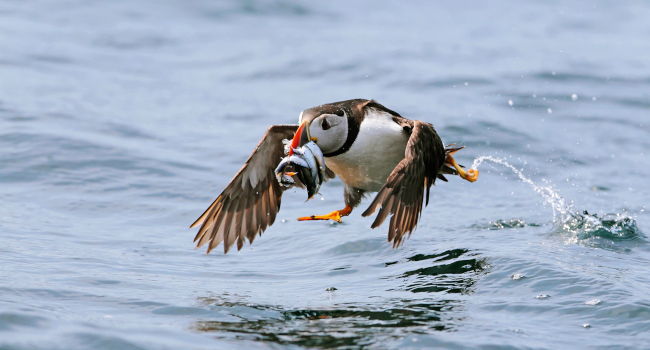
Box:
left=326, top=108, right=408, bottom=192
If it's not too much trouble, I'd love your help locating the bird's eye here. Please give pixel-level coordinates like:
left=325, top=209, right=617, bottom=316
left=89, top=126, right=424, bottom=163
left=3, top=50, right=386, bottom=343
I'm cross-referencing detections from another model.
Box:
left=321, top=118, right=331, bottom=130
left=335, top=110, right=344, bottom=116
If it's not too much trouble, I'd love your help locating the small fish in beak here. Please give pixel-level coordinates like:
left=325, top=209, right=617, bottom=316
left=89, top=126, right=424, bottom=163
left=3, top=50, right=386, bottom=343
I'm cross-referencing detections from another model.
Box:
left=275, top=140, right=326, bottom=199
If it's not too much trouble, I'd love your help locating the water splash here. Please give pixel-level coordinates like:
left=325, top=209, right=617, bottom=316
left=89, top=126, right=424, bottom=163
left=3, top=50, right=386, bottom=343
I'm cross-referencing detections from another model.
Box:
left=470, top=156, right=644, bottom=246
left=562, top=211, right=642, bottom=242
left=470, top=156, right=572, bottom=221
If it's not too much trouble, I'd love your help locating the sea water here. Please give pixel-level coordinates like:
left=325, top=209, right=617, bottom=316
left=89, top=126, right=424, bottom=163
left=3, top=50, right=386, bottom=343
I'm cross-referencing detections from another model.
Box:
left=1, top=1, right=649, bottom=349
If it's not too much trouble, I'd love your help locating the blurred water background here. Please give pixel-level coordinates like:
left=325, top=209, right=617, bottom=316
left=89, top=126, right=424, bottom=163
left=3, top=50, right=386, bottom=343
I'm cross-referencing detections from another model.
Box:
left=1, top=1, right=649, bottom=349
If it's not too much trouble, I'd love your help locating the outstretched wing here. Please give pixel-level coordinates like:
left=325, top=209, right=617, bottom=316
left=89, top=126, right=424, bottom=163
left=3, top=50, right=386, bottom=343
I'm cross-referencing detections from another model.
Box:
left=361, top=119, right=445, bottom=247
left=191, top=124, right=298, bottom=253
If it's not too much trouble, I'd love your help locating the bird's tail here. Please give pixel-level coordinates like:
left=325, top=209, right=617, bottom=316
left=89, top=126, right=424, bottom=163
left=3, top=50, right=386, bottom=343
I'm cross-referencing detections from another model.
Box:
left=437, top=145, right=464, bottom=181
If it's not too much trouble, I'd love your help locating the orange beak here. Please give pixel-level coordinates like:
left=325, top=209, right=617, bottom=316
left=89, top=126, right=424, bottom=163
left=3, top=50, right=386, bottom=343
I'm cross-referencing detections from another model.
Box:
left=288, top=121, right=310, bottom=155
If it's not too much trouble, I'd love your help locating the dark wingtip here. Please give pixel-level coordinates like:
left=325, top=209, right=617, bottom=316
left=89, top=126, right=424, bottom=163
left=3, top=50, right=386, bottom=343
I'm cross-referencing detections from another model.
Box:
left=445, top=145, right=464, bottom=154
left=361, top=192, right=384, bottom=217
left=189, top=219, right=201, bottom=229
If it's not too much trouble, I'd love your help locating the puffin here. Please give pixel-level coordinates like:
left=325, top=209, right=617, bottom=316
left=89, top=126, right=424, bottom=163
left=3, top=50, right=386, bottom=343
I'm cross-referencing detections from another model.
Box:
left=190, top=99, right=478, bottom=253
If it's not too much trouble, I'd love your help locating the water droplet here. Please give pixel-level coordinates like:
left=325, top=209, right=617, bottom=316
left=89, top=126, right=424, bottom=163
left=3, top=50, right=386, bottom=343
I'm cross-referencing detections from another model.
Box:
left=470, top=156, right=571, bottom=221
left=547, top=108, right=553, bottom=114
left=571, top=93, right=578, bottom=101
left=281, top=219, right=288, bottom=223
left=582, top=323, right=591, bottom=328
left=535, top=294, right=551, bottom=299
left=508, top=99, right=514, bottom=106
left=464, top=82, right=469, bottom=86
left=585, top=298, right=601, bottom=305
left=511, top=273, right=525, bottom=280
left=592, top=96, right=597, bottom=101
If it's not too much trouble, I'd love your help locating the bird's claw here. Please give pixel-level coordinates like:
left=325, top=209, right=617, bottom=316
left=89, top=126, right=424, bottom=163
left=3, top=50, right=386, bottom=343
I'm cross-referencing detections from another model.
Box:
left=445, top=150, right=479, bottom=183
left=297, top=206, right=352, bottom=223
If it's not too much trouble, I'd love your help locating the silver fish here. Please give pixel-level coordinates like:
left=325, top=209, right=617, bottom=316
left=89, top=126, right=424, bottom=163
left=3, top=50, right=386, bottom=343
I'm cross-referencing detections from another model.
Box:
left=274, top=141, right=326, bottom=199
left=292, top=144, right=319, bottom=189
left=303, top=141, right=325, bottom=172
left=274, top=154, right=308, bottom=187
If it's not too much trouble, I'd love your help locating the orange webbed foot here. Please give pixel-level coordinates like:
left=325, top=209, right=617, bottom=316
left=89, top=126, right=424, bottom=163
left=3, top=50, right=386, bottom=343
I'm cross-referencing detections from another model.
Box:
left=446, top=149, right=479, bottom=183
left=297, top=205, right=352, bottom=223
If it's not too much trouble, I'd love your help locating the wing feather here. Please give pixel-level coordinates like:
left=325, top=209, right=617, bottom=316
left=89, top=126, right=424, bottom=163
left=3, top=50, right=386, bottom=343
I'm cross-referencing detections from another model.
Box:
left=191, top=125, right=299, bottom=253
left=362, top=120, right=445, bottom=247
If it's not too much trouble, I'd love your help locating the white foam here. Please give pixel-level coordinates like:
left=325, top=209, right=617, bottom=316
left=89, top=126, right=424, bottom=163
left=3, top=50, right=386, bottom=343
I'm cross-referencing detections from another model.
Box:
left=470, top=156, right=572, bottom=222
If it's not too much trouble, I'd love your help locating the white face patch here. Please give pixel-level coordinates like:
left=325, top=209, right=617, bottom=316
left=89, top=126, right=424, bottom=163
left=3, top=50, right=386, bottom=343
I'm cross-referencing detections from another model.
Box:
left=308, top=113, right=348, bottom=154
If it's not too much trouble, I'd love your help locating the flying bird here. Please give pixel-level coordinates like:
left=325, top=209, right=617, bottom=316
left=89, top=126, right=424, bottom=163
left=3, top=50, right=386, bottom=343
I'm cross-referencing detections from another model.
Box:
left=190, top=99, right=478, bottom=253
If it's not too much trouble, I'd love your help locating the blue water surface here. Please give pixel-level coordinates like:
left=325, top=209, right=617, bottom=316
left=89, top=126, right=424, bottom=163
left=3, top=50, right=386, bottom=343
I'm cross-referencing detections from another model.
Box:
left=1, top=1, right=649, bottom=349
